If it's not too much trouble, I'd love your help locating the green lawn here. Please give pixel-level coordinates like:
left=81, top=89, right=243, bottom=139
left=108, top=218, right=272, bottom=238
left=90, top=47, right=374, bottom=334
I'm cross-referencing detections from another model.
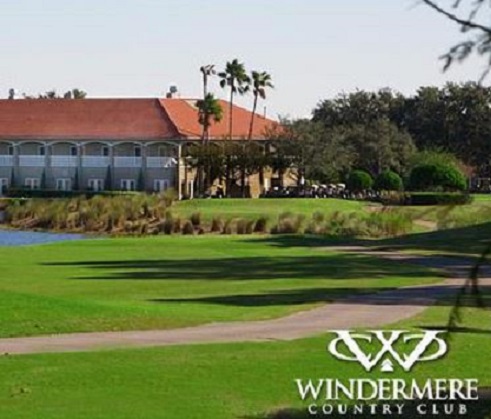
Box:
left=0, top=288, right=489, bottom=419
left=0, top=235, right=440, bottom=338
left=172, top=198, right=370, bottom=221
left=372, top=220, right=491, bottom=256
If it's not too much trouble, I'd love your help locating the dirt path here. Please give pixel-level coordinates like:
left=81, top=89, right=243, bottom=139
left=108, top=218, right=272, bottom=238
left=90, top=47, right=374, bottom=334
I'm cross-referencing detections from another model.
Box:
left=0, top=248, right=487, bottom=355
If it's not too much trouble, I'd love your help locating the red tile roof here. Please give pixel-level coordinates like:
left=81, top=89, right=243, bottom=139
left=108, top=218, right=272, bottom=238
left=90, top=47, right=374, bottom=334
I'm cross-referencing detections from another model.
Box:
left=0, top=98, right=276, bottom=142
left=159, top=98, right=276, bottom=140
left=0, top=99, right=179, bottom=141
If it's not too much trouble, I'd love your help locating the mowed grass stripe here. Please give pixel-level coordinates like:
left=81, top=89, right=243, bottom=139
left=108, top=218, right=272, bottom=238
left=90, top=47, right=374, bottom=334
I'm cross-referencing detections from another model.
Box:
left=0, top=236, right=439, bottom=337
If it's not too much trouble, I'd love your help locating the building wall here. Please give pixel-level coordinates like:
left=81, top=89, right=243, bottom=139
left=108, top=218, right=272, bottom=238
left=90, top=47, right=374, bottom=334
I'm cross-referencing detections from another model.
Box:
left=0, top=139, right=280, bottom=197
left=0, top=140, right=179, bottom=193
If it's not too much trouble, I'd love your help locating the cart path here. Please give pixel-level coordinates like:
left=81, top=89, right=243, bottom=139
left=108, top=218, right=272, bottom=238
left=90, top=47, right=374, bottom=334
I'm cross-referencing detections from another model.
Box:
left=1, top=247, right=488, bottom=355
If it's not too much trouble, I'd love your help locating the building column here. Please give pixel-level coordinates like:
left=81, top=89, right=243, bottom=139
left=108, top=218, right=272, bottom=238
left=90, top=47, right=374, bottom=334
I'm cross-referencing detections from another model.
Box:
left=109, top=143, right=115, bottom=191
left=77, top=142, right=83, bottom=191
left=12, top=143, right=20, bottom=188
left=141, top=143, right=147, bottom=192
left=176, top=144, right=182, bottom=200
left=43, top=142, right=49, bottom=189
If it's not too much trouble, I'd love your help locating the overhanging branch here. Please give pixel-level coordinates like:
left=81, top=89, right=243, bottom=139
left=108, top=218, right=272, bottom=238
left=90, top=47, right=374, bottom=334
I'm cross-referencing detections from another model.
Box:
left=421, top=0, right=491, bottom=35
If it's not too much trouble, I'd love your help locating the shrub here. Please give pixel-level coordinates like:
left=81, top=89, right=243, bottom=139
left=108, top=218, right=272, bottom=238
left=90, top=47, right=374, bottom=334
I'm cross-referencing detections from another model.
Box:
left=271, top=214, right=304, bottom=234
left=236, top=219, right=248, bottom=235
left=377, top=191, right=408, bottom=206
left=374, top=171, right=403, bottom=192
left=245, top=220, right=255, bottom=235
left=161, top=218, right=174, bottom=235
left=172, top=217, right=182, bottom=233
left=312, top=211, right=325, bottom=224
left=182, top=220, right=195, bottom=235
left=408, top=164, right=467, bottom=192
left=190, top=212, right=201, bottom=227
left=409, top=150, right=462, bottom=171
left=222, top=219, right=233, bottom=235
left=210, top=217, right=223, bottom=233
left=346, top=170, right=373, bottom=192
left=253, top=217, right=268, bottom=233
left=160, top=188, right=178, bottom=207
left=408, top=193, right=472, bottom=206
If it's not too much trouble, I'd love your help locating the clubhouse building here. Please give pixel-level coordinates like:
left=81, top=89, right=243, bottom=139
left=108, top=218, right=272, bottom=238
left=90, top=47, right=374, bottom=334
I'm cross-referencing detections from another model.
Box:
left=0, top=98, right=276, bottom=198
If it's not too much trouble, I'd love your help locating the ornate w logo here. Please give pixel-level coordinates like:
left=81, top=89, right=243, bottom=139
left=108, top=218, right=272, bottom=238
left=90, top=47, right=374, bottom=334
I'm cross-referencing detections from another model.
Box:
left=328, top=330, right=448, bottom=372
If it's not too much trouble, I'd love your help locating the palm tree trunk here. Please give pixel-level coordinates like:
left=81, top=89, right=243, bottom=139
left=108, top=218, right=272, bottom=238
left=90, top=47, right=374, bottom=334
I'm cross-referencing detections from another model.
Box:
left=248, top=94, right=258, bottom=141
left=244, top=95, right=258, bottom=197
left=226, top=88, right=234, bottom=197
left=229, top=88, right=234, bottom=140
left=241, top=142, right=247, bottom=198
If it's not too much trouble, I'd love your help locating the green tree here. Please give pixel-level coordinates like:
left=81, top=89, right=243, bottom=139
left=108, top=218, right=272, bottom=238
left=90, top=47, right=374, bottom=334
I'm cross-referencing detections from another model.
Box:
left=248, top=71, right=274, bottom=140
left=218, top=59, right=250, bottom=139
left=23, top=89, right=87, bottom=99
left=265, top=119, right=353, bottom=186
left=313, top=89, right=406, bottom=128
left=336, top=119, right=416, bottom=176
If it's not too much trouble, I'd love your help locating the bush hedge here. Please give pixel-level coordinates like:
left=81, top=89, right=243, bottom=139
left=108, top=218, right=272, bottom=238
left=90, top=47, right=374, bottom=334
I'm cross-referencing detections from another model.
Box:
left=346, top=170, right=373, bottom=192
left=377, top=192, right=472, bottom=206
left=408, top=164, right=467, bottom=192
left=373, top=170, right=403, bottom=191
left=408, top=193, right=472, bottom=206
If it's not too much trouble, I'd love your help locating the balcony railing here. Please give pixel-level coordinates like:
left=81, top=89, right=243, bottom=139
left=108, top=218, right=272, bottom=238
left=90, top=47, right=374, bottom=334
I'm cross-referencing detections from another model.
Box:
left=51, top=156, right=78, bottom=167
left=82, top=156, right=110, bottom=168
left=2, top=155, right=176, bottom=168
left=114, top=157, right=142, bottom=168
left=19, top=156, right=45, bottom=167
left=147, top=157, right=177, bottom=168
left=0, top=156, right=14, bottom=167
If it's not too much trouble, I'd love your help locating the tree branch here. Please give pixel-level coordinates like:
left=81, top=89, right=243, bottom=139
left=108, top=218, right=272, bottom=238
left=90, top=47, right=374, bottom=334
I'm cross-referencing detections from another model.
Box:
left=421, top=0, right=491, bottom=35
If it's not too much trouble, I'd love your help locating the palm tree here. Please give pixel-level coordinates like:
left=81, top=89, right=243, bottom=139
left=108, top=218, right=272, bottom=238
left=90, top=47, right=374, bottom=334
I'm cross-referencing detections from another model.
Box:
left=218, top=59, right=250, bottom=139
left=248, top=71, right=274, bottom=140
left=197, top=93, right=223, bottom=142
left=200, top=65, right=216, bottom=99
left=196, top=93, right=223, bottom=194
left=199, top=65, right=216, bottom=141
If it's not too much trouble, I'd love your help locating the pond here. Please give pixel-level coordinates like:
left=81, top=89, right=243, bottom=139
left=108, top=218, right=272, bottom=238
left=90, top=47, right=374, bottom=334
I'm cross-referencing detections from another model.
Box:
left=0, top=230, right=86, bottom=246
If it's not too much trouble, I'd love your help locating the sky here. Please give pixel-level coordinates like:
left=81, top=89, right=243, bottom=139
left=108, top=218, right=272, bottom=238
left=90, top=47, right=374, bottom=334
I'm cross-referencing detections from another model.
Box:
left=0, top=0, right=485, bottom=119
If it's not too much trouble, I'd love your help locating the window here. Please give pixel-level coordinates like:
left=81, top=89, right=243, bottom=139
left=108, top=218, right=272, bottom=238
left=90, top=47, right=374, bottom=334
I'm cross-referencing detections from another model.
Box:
left=56, top=178, right=72, bottom=191
left=0, top=178, right=9, bottom=194
left=102, top=146, right=109, bottom=157
left=120, top=179, right=136, bottom=191
left=70, top=146, right=78, bottom=156
left=38, top=146, right=45, bottom=156
left=25, top=178, right=40, bottom=190
left=7, top=146, right=14, bottom=156
left=88, top=179, right=104, bottom=192
left=134, top=146, right=142, bottom=157
left=154, top=179, right=169, bottom=192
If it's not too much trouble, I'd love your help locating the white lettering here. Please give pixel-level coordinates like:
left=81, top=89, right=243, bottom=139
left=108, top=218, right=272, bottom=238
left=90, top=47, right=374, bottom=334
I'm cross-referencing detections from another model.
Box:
left=295, top=379, right=324, bottom=401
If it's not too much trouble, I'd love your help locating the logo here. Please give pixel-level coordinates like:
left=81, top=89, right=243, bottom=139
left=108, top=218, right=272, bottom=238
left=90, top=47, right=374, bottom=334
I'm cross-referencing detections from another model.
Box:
left=294, top=330, right=478, bottom=417
left=328, top=330, right=447, bottom=372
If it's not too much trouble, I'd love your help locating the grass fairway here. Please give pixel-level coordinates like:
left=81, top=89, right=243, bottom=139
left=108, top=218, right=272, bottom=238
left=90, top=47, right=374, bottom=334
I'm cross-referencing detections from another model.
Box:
left=173, top=198, right=369, bottom=221
left=0, top=290, right=489, bottom=419
left=0, top=235, right=439, bottom=337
